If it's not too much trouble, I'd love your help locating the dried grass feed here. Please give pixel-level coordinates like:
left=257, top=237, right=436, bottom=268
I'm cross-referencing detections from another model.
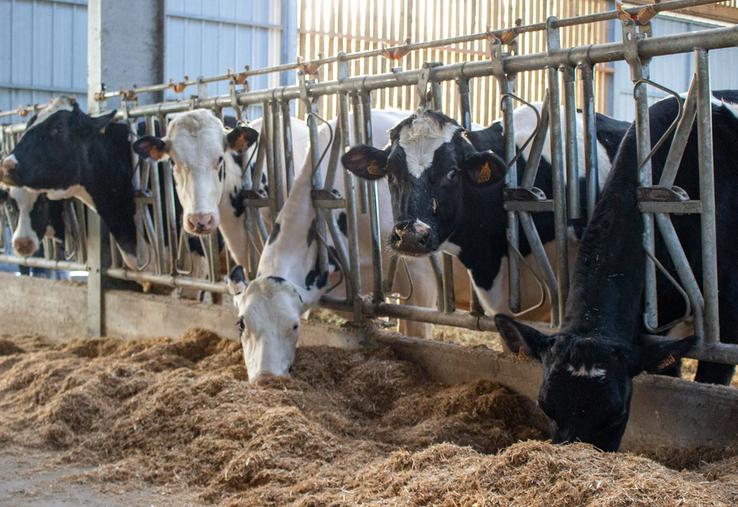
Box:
left=0, top=330, right=736, bottom=506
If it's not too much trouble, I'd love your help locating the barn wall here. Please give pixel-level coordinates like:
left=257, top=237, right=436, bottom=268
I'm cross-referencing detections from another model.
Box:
left=0, top=0, right=295, bottom=123
left=0, top=0, right=89, bottom=118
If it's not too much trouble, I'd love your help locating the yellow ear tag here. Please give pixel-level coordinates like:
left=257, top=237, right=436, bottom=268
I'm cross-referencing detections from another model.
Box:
left=478, top=161, right=492, bottom=183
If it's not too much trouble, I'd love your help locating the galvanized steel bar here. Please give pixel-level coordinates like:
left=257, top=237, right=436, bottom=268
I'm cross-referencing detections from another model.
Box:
left=695, top=49, right=720, bottom=346
left=337, top=55, right=363, bottom=322
left=546, top=18, right=569, bottom=325
left=262, top=100, right=279, bottom=220
left=146, top=116, right=167, bottom=275
left=562, top=65, right=581, bottom=220
left=579, top=63, right=600, bottom=220
left=269, top=99, right=287, bottom=212
left=106, top=267, right=225, bottom=293
left=359, top=90, right=385, bottom=304
left=279, top=99, right=297, bottom=194
left=0, top=255, right=86, bottom=271
left=350, top=92, right=369, bottom=214
left=623, top=18, right=659, bottom=331
left=660, top=77, right=698, bottom=188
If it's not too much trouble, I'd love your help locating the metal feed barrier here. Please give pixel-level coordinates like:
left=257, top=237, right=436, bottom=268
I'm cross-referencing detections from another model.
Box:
left=1, top=0, right=738, bottom=365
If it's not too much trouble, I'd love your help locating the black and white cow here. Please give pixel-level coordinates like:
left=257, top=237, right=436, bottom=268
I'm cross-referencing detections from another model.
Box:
left=342, top=104, right=629, bottom=322
left=132, top=108, right=310, bottom=268
left=224, top=110, right=442, bottom=382
left=493, top=91, right=738, bottom=451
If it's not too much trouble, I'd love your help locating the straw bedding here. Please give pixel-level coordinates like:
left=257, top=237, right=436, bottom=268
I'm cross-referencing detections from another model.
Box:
left=0, top=329, right=735, bottom=506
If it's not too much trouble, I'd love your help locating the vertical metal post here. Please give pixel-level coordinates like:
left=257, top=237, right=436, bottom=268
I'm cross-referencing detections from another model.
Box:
left=146, top=115, right=167, bottom=275
left=456, top=77, right=484, bottom=315
left=279, top=98, right=296, bottom=194
left=337, top=55, right=363, bottom=323
left=622, top=18, right=658, bottom=330
left=695, top=49, right=720, bottom=346
left=351, top=92, right=370, bottom=214
left=546, top=18, right=569, bottom=324
left=562, top=65, right=581, bottom=220
left=298, top=71, right=330, bottom=278
left=359, top=90, right=385, bottom=304
left=269, top=99, right=286, bottom=213
left=579, top=62, right=599, bottom=220
left=262, top=100, right=279, bottom=221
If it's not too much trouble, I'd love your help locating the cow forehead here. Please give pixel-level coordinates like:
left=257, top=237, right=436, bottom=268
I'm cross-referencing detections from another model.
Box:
left=396, top=115, right=460, bottom=178
left=168, top=110, right=225, bottom=157
left=23, top=98, right=75, bottom=134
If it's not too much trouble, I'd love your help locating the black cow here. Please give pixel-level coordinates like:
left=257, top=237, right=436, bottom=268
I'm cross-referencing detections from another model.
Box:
left=342, top=104, right=629, bottom=321
left=493, top=91, right=738, bottom=451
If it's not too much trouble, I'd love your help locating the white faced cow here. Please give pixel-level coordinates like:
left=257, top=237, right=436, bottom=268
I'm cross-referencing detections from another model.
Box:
left=343, top=105, right=630, bottom=322
left=132, top=109, right=310, bottom=269
left=225, top=110, right=447, bottom=382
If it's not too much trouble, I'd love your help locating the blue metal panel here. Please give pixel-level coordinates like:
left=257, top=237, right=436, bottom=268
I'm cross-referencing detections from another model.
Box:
left=0, top=0, right=87, bottom=123
left=164, top=0, right=284, bottom=101
left=611, top=16, right=738, bottom=122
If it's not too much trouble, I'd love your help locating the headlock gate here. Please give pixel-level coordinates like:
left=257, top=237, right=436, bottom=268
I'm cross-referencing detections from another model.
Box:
left=2, top=0, right=738, bottom=365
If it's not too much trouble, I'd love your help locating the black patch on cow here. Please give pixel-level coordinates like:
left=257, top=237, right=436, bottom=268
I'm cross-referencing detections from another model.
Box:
left=337, top=212, right=347, bottom=236
left=267, top=276, right=286, bottom=284
left=306, top=220, right=318, bottom=246
left=230, top=187, right=246, bottom=218
left=305, top=267, right=329, bottom=290
left=268, top=222, right=281, bottom=245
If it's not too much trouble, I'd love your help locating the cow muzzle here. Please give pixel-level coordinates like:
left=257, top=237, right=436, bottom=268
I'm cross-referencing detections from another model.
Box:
left=13, top=237, right=38, bottom=257
left=390, top=220, right=434, bottom=255
left=0, top=155, right=19, bottom=186
left=185, top=212, right=217, bottom=234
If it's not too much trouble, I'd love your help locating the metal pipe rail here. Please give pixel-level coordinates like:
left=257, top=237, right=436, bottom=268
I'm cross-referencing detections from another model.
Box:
left=0, top=255, right=86, bottom=272
left=100, top=25, right=738, bottom=119
left=83, top=0, right=721, bottom=103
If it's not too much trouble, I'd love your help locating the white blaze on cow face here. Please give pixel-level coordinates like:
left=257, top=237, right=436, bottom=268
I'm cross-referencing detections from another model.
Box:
left=231, top=276, right=304, bottom=382
left=397, top=112, right=460, bottom=178
left=165, top=110, right=228, bottom=235
left=9, top=187, right=41, bottom=256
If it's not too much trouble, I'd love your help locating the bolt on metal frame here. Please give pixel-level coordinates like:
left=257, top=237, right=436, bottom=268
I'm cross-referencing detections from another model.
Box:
left=1, top=0, right=737, bottom=365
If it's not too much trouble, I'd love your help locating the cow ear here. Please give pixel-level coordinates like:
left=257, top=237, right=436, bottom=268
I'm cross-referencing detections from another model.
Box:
left=88, top=109, right=117, bottom=132
left=226, top=126, right=259, bottom=152
left=133, top=136, right=169, bottom=161
left=635, top=334, right=697, bottom=375
left=225, top=265, right=249, bottom=296
left=341, top=144, right=388, bottom=180
left=494, top=314, right=552, bottom=360
left=461, top=150, right=507, bottom=187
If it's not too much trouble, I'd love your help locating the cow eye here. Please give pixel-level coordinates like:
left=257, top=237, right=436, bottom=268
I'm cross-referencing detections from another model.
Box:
left=236, top=318, right=245, bottom=334
left=444, top=169, right=459, bottom=184
left=292, top=323, right=299, bottom=331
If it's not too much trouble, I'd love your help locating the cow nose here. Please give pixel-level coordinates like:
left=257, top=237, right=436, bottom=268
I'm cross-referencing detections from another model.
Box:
left=390, top=220, right=433, bottom=254
left=186, top=213, right=216, bottom=234
left=13, top=237, right=37, bottom=257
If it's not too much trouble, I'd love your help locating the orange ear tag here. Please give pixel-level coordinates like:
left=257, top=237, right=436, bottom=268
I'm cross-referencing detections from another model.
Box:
left=367, top=161, right=383, bottom=176
left=478, top=161, right=492, bottom=183
left=149, top=146, right=163, bottom=160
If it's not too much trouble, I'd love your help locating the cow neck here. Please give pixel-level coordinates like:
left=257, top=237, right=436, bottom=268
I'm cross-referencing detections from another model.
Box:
left=562, top=129, right=643, bottom=341
left=218, top=151, right=251, bottom=267
left=82, top=122, right=137, bottom=256
left=256, top=163, right=318, bottom=304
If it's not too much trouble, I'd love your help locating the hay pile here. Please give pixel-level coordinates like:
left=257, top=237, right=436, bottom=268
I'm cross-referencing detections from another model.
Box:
left=0, top=330, right=735, bottom=506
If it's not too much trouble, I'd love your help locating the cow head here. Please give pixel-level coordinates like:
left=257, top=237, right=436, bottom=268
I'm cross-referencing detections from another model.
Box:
left=494, top=314, right=696, bottom=451
left=133, top=109, right=258, bottom=235
left=342, top=110, right=506, bottom=256
left=0, top=186, right=50, bottom=256
left=1, top=101, right=116, bottom=191
left=226, top=265, right=304, bottom=382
